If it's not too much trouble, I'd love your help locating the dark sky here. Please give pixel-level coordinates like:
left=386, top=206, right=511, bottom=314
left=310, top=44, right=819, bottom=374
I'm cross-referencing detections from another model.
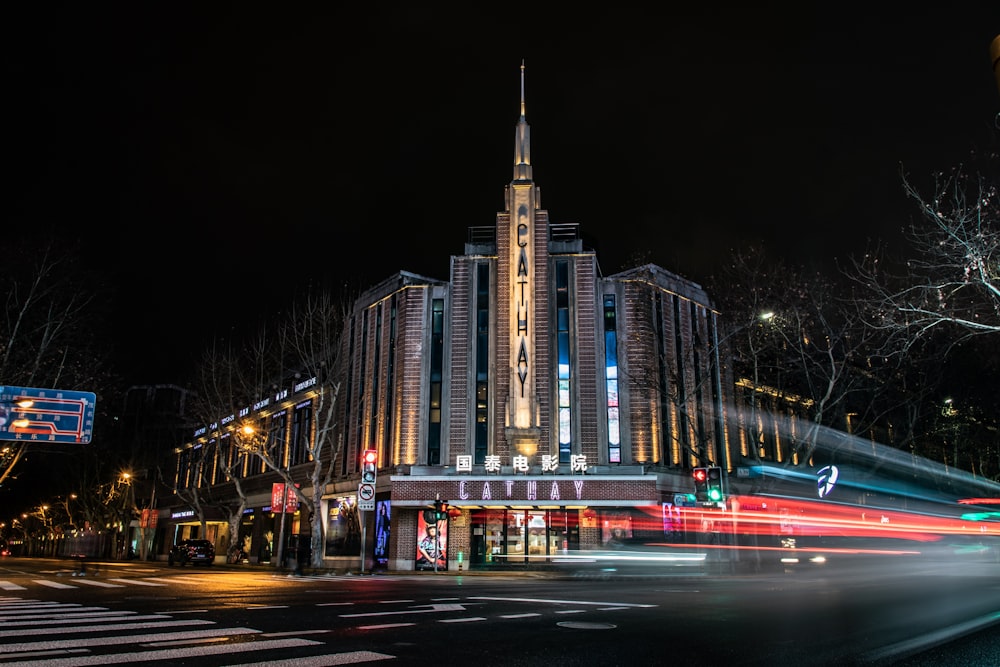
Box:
left=8, top=4, right=1000, bottom=386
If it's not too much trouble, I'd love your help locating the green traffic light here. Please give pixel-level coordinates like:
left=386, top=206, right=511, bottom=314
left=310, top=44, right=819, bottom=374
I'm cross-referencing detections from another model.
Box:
left=707, top=488, right=722, bottom=501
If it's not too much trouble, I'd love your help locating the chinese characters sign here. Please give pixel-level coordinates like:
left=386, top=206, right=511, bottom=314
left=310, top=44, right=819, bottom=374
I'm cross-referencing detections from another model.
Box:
left=455, top=454, right=588, bottom=473
left=271, top=483, right=300, bottom=514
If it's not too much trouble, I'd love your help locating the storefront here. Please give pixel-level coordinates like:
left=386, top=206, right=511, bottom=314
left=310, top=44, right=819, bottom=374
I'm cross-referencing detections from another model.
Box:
left=468, top=507, right=577, bottom=566
left=168, top=507, right=227, bottom=562
left=389, top=470, right=672, bottom=572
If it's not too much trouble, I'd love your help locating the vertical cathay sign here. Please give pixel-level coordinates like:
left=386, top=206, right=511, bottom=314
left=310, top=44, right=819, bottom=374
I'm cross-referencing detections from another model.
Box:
left=509, top=62, right=537, bottom=434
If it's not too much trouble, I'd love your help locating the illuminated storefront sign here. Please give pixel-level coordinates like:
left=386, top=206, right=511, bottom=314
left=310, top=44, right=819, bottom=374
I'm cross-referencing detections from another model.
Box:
left=394, top=475, right=659, bottom=506
left=455, top=454, right=588, bottom=473
left=458, top=479, right=586, bottom=502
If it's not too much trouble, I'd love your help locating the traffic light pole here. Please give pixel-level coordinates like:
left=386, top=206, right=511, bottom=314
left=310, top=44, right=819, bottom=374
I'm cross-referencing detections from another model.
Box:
left=433, top=493, right=440, bottom=573
left=360, top=508, right=368, bottom=574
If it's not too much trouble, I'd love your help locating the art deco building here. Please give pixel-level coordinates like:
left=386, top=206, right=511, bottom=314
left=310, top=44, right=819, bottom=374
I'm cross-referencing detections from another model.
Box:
left=169, top=65, right=739, bottom=572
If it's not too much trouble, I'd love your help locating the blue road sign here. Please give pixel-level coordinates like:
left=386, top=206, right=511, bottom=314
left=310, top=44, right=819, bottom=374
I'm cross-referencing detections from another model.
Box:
left=0, top=385, right=96, bottom=444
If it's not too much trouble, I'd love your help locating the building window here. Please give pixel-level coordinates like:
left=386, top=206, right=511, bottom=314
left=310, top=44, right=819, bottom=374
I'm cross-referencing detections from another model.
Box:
left=475, top=263, right=490, bottom=464
left=672, top=295, right=692, bottom=465
left=603, top=294, right=621, bottom=463
left=356, top=309, right=369, bottom=474
left=342, top=316, right=357, bottom=477
left=191, top=442, right=204, bottom=488
left=256, top=410, right=287, bottom=474
left=177, top=448, right=191, bottom=490
left=290, top=400, right=312, bottom=466
left=370, top=306, right=382, bottom=458
left=386, top=295, right=397, bottom=465
left=428, top=298, right=444, bottom=465
left=556, top=261, right=572, bottom=463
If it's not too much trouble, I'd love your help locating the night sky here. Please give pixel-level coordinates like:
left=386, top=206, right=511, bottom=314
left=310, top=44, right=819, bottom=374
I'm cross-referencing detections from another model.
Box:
left=8, top=4, right=1000, bottom=386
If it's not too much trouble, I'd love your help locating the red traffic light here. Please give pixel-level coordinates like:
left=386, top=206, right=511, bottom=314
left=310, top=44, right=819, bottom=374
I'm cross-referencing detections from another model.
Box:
left=362, top=449, right=377, bottom=465
left=692, top=468, right=708, bottom=482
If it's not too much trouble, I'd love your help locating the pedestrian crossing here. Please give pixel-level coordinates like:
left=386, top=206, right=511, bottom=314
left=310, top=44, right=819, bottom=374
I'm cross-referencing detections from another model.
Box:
left=0, top=574, right=222, bottom=592
left=0, top=570, right=419, bottom=592
left=0, top=596, right=396, bottom=666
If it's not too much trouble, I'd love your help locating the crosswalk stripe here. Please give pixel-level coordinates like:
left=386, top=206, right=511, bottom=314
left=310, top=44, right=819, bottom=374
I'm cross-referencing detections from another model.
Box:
left=0, top=618, right=213, bottom=639
left=0, top=582, right=27, bottom=590
left=0, top=636, right=322, bottom=666
left=226, top=651, right=396, bottom=666
left=0, top=613, right=166, bottom=628
left=104, top=579, right=165, bottom=587
left=141, top=576, right=209, bottom=584
left=0, top=627, right=260, bottom=653
left=0, top=605, right=107, bottom=617
left=71, top=579, right=124, bottom=588
left=33, top=581, right=76, bottom=590
left=1, top=611, right=139, bottom=623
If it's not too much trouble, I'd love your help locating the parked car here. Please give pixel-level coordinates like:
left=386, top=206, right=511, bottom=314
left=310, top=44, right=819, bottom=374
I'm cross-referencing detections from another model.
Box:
left=168, top=539, right=216, bottom=566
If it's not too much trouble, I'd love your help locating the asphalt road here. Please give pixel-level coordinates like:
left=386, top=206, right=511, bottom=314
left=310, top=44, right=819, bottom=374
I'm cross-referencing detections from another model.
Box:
left=2, top=555, right=1000, bottom=665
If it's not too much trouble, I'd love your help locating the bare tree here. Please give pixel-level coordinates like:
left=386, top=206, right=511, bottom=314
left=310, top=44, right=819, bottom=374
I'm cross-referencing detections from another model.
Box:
left=186, top=339, right=261, bottom=561
left=711, top=247, right=885, bottom=467
left=269, top=287, right=352, bottom=569
left=187, top=286, right=354, bottom=570
left=849, top=165, right=999, bottom=357
left=0, top=238, right=113, bottom=493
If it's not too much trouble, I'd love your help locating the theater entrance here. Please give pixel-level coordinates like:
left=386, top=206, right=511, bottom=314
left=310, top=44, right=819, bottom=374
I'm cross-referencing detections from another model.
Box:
left=469, top=507, right=579, bottom=568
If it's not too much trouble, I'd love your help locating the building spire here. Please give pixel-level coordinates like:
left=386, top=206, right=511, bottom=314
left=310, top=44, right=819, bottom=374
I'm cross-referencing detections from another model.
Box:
left=520, top=59, right=526, bottom=119
left=513, top=60, right=532, bottom=182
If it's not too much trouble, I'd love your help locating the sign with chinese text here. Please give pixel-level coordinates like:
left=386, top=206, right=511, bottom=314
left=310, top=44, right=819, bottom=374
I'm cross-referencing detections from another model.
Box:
left=271, top=483, right=300, bottom=514
left=0, top=385, right=96, bottom=444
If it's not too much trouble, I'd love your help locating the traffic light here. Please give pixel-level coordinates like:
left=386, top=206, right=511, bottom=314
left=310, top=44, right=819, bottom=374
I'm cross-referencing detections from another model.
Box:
left=361, top=449, right=377, bottom=483
left=424, top=499, right=449, bottom=524
left=434, top=499, right=449, bottom=522
left=692, top=467, right=708, bottom=501
left=706, top=466, right=723, bottom=502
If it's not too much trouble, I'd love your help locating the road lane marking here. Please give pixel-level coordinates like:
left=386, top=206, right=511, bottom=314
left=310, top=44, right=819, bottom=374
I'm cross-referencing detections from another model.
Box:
left=245, top=605, right=289, bottom=610
left=358, top=622, right=415, bottom=630
left=0, top=582, right=27, bottom=591
left=469, top=595, right=657, bottom=608
left=340, top=603, right=466, bottom=618
left=227, top=650, right=396, bottom=665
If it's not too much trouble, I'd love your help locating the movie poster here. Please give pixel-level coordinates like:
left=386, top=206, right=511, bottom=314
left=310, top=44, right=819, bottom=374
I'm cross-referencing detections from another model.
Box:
left=415, top=512, right=448, bottom=570
left=374, top=500, right=391, bottom=568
